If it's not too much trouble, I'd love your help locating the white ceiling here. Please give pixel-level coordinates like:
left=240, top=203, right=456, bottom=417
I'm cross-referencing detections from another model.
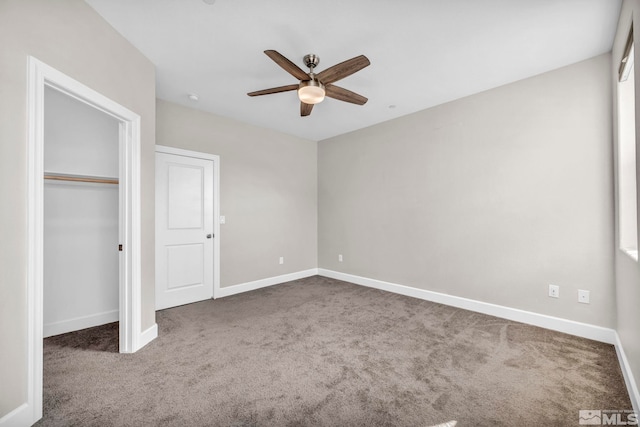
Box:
left=85, top=0, right=621, bottom=141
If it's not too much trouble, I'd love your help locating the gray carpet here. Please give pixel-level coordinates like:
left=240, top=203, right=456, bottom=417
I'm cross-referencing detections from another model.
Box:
left=37, top=276, right=631, bottom=426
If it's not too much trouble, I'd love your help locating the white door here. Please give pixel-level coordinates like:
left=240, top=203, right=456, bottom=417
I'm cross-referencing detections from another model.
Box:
left=156, top=151, right=214, bottom=310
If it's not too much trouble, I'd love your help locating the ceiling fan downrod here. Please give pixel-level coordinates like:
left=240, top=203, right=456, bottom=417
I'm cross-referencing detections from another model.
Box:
left=303, top=54, right=323, bottom=84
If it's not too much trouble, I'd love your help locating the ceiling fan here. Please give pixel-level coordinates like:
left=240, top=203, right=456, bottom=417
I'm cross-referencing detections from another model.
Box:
left=247, top=50, right=370, bottom=117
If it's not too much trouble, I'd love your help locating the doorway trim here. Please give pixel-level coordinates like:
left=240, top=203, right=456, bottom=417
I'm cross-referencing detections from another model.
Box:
left=26, top=57, right=143, bottom=424
left=155, top=145, right=221, bottom=299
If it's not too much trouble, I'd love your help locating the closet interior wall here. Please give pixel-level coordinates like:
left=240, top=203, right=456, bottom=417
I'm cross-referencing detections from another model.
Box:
left=43, top=86, right=120, bottom=337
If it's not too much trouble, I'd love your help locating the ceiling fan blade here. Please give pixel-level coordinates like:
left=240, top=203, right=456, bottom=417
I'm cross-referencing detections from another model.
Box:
left=247, top=84, right=299, bottom=97
left=316, top=55, right=370, bottom=85
left=264, top=50, right=310, bottom=81
left=300, top=102, right=314, bottom=117
left=325, top=85, right=368, bottom=105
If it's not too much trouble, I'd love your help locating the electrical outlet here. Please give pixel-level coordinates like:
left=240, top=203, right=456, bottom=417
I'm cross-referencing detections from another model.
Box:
left=279, top=256, right=284, bottom=265
left=219, top=215, right=226, bottom=224
left=548, top=284, right=559, bottom=298
left=578, top=289, right=590, bottom=304
left=338, top=254, right=343, bottom=262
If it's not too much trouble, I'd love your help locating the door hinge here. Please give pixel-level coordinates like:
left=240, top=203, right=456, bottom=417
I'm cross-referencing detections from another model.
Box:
left=119, top=244, right=123, bottom=252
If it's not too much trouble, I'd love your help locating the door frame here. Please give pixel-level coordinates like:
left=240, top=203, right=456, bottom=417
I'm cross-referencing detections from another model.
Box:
left=26, top=57, right=143, bottom=423
left=155, top=145, right=221, bottom=299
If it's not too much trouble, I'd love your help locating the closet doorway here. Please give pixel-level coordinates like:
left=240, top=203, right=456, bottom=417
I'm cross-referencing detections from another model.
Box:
left=43, top=86, right=120, bottom=338
left=27, top=57, right=144, bottom=424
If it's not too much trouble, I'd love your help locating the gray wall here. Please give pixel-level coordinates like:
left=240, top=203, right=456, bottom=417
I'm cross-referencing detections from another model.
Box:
left=613, top=0, right=640, bottom=399
left=319, top=53, right=616, bottom=328
left=0, top=0, right=156, bottom=417
left=156, top=100, right=318, bottom=287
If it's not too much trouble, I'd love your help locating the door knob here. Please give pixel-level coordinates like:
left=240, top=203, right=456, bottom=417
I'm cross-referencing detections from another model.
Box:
left=206, top=234, right=213, bottom=239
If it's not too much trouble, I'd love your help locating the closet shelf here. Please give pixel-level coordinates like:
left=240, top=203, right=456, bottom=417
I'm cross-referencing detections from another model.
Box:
left=44, top=172, right=118, bottom=185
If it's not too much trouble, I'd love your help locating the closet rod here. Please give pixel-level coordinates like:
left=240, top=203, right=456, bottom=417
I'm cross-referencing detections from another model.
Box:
left=44, top=174, right=119, bottom=185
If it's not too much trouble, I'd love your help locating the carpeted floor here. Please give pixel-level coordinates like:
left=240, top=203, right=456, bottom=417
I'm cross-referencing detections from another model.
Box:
left=37, top=276, right=631, bottom=426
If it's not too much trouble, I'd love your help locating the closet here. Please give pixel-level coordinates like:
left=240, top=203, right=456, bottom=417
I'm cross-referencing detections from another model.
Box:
left=43, top=86, right=120, bottom=338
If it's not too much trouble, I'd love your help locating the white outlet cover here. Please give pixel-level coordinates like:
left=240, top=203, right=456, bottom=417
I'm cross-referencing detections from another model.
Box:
left=279, top=256, right=284, bottom=265
left=578, top=289, right=590, bottom=304
left=548, top=284, right=559, bottom=298
left=219, top=215, right=226, bottom=224
left=338, top=254, right=343, bottom=262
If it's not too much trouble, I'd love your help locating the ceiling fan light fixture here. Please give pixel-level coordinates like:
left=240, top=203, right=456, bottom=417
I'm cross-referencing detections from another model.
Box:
left=298, top=79, right=325, bottom=104
left=247, top=50, right=370, bottom=116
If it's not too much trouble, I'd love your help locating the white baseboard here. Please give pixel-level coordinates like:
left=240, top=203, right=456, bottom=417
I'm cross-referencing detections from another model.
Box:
left=318, top=269, right=617, bottom=344
left=0, top=403, right=31, bottom=427
left=44, top=309, right=119, bottom=338
left=216, top=268, right=319, bottom=298
left=615, top=332, right=640, bottom=414
left=137, top=323, right=158, bottom=350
